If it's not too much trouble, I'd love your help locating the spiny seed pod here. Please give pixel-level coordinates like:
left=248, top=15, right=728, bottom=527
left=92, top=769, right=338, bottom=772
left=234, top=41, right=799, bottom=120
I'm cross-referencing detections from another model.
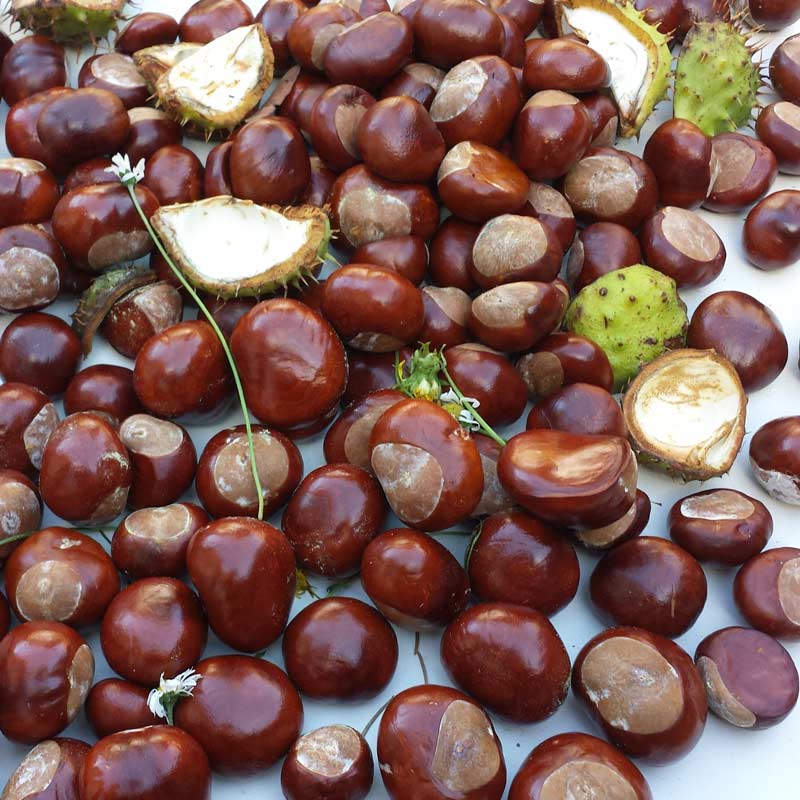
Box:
left=9, top=0, right=127, bottom=46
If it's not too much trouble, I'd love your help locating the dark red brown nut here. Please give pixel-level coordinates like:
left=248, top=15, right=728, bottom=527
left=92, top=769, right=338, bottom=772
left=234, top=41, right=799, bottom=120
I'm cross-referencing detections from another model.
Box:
left=704, top=132, right=778, bottom=211
left=111, top=503, right=209, bottom=579
left=0, top=470, right=41, bottom=567
left=330, top=165, right=440, bottom=249
left=232, top=298, right=347, bottom=430
left=468, top=280, right=566, bottom=352
left=0, top=383, right=59, bottom=475
left=63, top=158, right=116, bottom=193
left=0, top=37, right=66, bottom=107
left=488, top=0, right=542, bottom=34
left=750, top=416, right=800, bottom=504
left=509, top=732, right=652, bottom=800
left=0, top=313, right=80, bottom=397
left=428, top=217, right=480, bottom=292
left=369, top=398, right=483, bottom=530
left=747, top=0, right=800, bottom=28
left=643, top=118, right=714, bottom=208
left=756, top=101, right=800, bottom=175
left=324, top=12, right=413, bottom=92
left=520, top=182, right=577, bottom=251
left=78, top=54, right=148, bottom=109
left=381, top=62, right=445, bottom=109
left=116, top=12, right=179, bottom=53
left=124, top=107, right=183, bottom=164
left=39, top=412, right=130, bottom=523
left=200, top=141, right=233, bottom=198
left=590, top=536, right=707, bottom=637
left=419, top=287, right=471, bottom=348
left=639, top=206, right=725, bottom=288
left=133, top=320, right=232, bottom=420
left=441, top=602, right=570, bottom=722
left=581, top=92, right=620, bottom=146
left=299, top=154, right=336, bottom=207
left=280, top=73, right=332, bottom=140
left=282, top=463, right=386, bottom=576
left=1, top=737, right=90, bottom=800
left=523, top=38, right=609, bottom=94
left=351, top=235, right=428, bottom=285
left=309, top=84, right=375, bottom=173
left=513, top=91, right=592, bottom=181
left=118, top=414, right=196, bottom=509
left=0, top=622, right=93, bottom=744
left=471, top=434, right=515, bottom=518
left=361, top=527, right=470, bottom=629
left=358, top=96, right=445, bottom=182
left=282, top=725, right=373, bottom=800
left=0, top=591, right=8, bottom=638
left=743, top=189, right=800, bottom=269
left=5, top=527, right=119, bottom=627
left=668, top=488, right=772, bottom=566
left=687, top=290, right=788, bottom=392
left=526, top=382, right=626, bottom=438
left=467, top=510, right=578, bottom=614
left=230, top=117, right=310, bottom=205
left=695, top=626, right=799, bottom=729
left=101, top=282, right=184, bottom=359
left=141, top=145, right=204, bottom=206
left=100, top=577, right=207, bottom=685
left=770, top=34, right=800, bottom=103
left=287, top=3, right=361, bottom=73
left=342, top=348, right=411, bottom=406
left=4, top=87, right=72, bottom=172
left=0, top=158, right=60, bottom=228
left=179, top=0, right=253, bottom=42
left=562, top=147, right=659, bottom=229
left=283, top=597, right=397, bottom=700
left=79, top=726, right=211, bottom=800
left=86, top=678, right=158, bottom=737
left=499, top=429, right=637, bottom=529
left=437, top=142, right=527, bottom=223
left=566, top=221, right=642, bottom=290
left=413, top=0, right=504, bottom=68
left=497, top=14, right=525, bottom=67
left=430, top=56, right=520, bottom=148
left=377, top=684, right=506, bottom=800
left=573, top=627, right=706, bottom=764
left=256, top=0, right=307, bottom=72
left=574, top=488, right=651, bottom=551
left=51, top=183, right=159, bottom=272
left=187, top=517, right=295, bottom=652
left=636, top=0, right=683, bottom=34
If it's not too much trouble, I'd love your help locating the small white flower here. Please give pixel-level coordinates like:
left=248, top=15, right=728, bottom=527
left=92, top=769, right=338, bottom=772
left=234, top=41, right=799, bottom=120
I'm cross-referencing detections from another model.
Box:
left=440, top=389, right=459, bottom=404
left=147, top=668, right=202, bottom=723
left=458, top=408, right=481, bottom=432
left=105, top=153, right=145, bottom=185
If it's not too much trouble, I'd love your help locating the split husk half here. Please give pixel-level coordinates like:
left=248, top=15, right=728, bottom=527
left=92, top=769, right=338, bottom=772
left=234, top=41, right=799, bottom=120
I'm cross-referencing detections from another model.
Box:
left=10, top=0, right=126, bottom=45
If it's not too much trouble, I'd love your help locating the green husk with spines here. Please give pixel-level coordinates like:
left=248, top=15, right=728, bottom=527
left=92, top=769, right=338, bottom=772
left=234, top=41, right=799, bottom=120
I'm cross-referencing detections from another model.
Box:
left=9, top=0, right=126, bottom=45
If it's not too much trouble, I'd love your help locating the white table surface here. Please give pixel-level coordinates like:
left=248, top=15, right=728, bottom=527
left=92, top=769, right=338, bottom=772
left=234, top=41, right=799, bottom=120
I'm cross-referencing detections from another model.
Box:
left=1, top=2, right=799, bottom=797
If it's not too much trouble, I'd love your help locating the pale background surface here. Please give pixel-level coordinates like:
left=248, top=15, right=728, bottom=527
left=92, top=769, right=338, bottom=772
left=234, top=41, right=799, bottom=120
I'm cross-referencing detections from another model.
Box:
left=1, top=2, right=799, bottom=796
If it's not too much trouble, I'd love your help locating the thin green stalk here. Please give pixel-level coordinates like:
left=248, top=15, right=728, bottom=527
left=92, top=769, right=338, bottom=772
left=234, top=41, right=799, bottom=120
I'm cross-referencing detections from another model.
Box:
left=414, top=631, right=429, bottom=684
left=441, top=361, right=507, bottom=447
left=0, top=531, right=35, bottom=548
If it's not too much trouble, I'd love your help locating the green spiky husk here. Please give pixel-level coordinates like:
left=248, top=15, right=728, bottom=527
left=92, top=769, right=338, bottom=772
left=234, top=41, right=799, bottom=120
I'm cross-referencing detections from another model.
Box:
left=674, top=20, right=761, bottom=136
left=10, top=0, right=125, bottom=45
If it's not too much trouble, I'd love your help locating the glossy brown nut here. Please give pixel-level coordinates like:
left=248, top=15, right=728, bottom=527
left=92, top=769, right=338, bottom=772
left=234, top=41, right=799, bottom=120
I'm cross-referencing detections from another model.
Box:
left=428, top=217, right=480, bottom=292
left=497, top=14, right=525, bottom=67
left=437, top=142, right=527, bottom=223
left=590, top=536, right=707, bottom=637
left=527, top=382, right=626, bottom=437
left=299, top=153, right=336, bottom=207
left=5, top=527, right=119, bottom=627
left=695, top=626, right=799, bottom=729
left=232, top=298, right=347, bottom=429
left=756, top=101, right=800, bottom=175
left=124, top=107, right=183, bottom=165
left=488, top=0, right=542, bottom=34
left=519, top=181, right=577, bottom=251
left=287, top=3, right=361, bottom=73
left=0, top=383, right=59, bottom=475
left=573, top=627, right=706, bottom=764
left=112, top=502, right=209, bottom=579
left=0, top=158, right=60, bottom=228
left=100, top=577, right=207, bottom=685
left=79, top=726, right=211, bottom=800
left=361, top=527, right=470, bottom=629
left=750, top=416, right=800, bottom=505
left=282, top=463, right=387, bottom=576
left=743, top=189, right=800, bottom=269
left=562, top=147, right=659, bottom=229
left=0, top=622, right=94, bottom=744
left=581, top=91, right=620, bottom=146
left=471, top=434, right=515, bottom=518
left=116, top=12, right=179, bottom=53
left=256, top=0, right=307, bottom=73
left=687, top=290, right=788, bottom=392
left=380, top=62, right=445, bottom=109
left=377, top=684, right=506, bottom=800
left=187, top=517, right=295, bottom=652
left=467, top=510, right=578, bottom=614
left=770, top=34, right=800, bottom=103
left=280, top=72, right=331, bottom=138
left=351, top=235, right=427, bottom=285
left=0, top=591, right=9, bottom=638
left=179, top=0, right=253, bottom=42
left=509, top=732, right=652, bottom=800
left=430, top=56, right=520, bottom=148
left=343, top=348, right=410, bottom=406
left=324, top=12, right=413, bottom=92
left=419, top=286, right=471, bottom=348
left=309, top=84, right=375, bottom=173
left=676, top=0, right=726, bottom=38
left=369, top=398, right=483, bottom=530
left=63, top=157, right=116, bottom=193
left=575, top=488, right=651, bottom=551
left=0, top=313, right=80, bottom=397
left=230, top=117, right=310, bottom=205
left=566, top=221, right=642, bottom=290
left=85, top=678, right=158, bottom=737
left=330, top=165, right=440, bottom=249
left=748, top=0, right=800, bottom=28
left=468, top=280, right=566, bottom=352
left=442, top=602, right=570, bottom=722
left=282, top=725, right=373, bottom=800
left=2, top=737, right=91, bottom=800
left=0, top=37, right=66, bottom=107
left=643, top=118, right=714, bottom=208
left=499, top=429, right=637, bottom=529
left=133, top=320, right=232, bottom=420
left=4, top=88, right=72, bottom=172
left=524, top=38, right=609, bottom=93
left=142, top=144, right=204, bottom=206
left=705, top=132, right=777, bottom=211
left=0, top=471, right=41, bottom=568
left=52, top=183, right=159, bottom=271
left=78, top=54, right=149, bottom=109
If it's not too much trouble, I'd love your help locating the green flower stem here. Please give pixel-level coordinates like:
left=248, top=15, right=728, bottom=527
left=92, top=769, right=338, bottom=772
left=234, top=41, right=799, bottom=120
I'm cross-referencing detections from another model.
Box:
left=327, top=573, right=359, bottom=595
left=440, top=360, right=507, bottom=447
left=414, top=631, right=429, bottom=684
left=125, top=183, right=265, bottom=521
left=0, top=531, right=35, bottom=549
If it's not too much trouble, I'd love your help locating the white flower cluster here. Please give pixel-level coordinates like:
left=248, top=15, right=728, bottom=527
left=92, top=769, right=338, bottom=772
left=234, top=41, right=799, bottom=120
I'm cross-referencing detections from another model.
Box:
left=105, top=153, right=146, bottom=185
left=147, top=668, right=202, bottom=721
left=441, top=389, right=481, bottom=432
